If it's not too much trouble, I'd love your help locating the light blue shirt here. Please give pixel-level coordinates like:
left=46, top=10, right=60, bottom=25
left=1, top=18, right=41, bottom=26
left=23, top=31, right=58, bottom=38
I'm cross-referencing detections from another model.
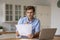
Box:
left=17, top=16, right=40, bottom=38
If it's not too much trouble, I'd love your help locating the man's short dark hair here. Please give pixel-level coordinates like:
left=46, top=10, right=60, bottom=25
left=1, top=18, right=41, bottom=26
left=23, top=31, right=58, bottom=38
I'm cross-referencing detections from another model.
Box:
left=25, top=6, right=35, bottom=13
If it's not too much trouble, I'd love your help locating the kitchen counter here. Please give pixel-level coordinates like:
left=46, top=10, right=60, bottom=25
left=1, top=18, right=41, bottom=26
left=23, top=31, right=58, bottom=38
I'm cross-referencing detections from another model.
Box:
left=0, top=32, right=15, bottom=34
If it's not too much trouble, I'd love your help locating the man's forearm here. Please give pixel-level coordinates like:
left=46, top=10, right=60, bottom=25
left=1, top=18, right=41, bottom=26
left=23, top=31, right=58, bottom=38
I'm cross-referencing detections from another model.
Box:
left=33, top=32, right=40, bottom=38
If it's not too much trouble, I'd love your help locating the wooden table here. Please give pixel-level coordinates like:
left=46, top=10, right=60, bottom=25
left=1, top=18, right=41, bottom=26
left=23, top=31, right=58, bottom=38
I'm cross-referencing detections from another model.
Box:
left=0, top=32, right=60, bottom=40
left=0, top=38, right=39, bottom=40
left=0, top=37, right=60, bottom=40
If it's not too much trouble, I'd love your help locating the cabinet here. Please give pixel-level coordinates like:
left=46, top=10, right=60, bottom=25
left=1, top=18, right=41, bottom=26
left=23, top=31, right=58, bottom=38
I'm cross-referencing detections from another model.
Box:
left=0, top=3, right=21, bottom=22
left=5, top=4, right=13, bottom=21
left=5, top=4, right=21, bottom=22
left=15, top=5, right=21, bottom=21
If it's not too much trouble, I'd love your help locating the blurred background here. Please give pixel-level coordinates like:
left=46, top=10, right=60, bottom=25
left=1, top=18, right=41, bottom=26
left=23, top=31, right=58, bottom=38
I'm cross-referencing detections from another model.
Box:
left=0, top=0, right=60, bottom=39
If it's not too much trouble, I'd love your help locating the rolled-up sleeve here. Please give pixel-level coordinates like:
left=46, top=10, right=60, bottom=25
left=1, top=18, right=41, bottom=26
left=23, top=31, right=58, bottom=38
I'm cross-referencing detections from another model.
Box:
left=35, top=20, right=40, bottom=33
left=18, top=18, right=23, bottom=24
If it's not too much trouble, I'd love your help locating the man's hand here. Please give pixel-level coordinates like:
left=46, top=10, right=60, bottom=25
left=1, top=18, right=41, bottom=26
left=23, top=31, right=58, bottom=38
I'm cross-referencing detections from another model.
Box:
left=33, top=32, right=39, bottom=38
left=27, top=34, right=33, bottom=38
left=16, top=31, right=19, bottom=36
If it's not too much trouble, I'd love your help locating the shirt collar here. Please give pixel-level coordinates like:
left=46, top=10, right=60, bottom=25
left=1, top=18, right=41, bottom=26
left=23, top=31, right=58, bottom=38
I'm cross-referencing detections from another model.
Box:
left=26, top=16, right=35, bottom=23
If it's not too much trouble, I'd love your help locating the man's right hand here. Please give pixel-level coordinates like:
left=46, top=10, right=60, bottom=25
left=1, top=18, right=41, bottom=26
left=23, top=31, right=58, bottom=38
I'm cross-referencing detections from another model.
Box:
left=16, top=31, right=19, bottom=36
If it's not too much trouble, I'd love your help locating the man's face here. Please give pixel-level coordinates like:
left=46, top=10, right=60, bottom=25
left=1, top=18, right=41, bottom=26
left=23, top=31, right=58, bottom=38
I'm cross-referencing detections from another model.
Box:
left=26, top=9, right=34, bottom=19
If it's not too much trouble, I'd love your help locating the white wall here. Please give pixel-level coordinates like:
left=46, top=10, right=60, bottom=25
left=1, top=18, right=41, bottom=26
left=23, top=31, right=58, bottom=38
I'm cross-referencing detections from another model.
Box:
left=36, top=5, right=51, bottom=30
left=51, top=0, right=60, bottom=35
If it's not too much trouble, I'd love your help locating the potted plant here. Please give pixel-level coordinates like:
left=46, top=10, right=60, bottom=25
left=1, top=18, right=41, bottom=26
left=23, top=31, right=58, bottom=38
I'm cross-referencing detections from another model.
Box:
left=0, top=26, right=3, bottom=32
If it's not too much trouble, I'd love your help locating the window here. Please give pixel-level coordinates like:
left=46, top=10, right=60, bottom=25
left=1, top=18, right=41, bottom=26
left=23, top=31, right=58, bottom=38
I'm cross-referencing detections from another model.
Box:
left=15, top=5, right=21, bottom=21
left=5, top=4, right=13, bottom=21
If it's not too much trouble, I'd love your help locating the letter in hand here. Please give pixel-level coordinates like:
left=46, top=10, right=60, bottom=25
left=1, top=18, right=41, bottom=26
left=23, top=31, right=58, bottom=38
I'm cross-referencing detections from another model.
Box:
left=25, top=22, right=29, bottom=24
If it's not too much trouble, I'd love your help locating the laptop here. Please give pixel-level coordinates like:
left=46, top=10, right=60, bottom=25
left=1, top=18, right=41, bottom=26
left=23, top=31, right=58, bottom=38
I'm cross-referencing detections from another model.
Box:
left=39, top=28, right=57, bottom=40
left=16, top=24, right=32, bottom=36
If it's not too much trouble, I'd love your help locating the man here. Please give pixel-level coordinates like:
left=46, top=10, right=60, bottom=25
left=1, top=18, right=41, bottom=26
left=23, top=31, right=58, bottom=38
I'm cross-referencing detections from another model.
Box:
left=16, top=6, right=40, bottom=38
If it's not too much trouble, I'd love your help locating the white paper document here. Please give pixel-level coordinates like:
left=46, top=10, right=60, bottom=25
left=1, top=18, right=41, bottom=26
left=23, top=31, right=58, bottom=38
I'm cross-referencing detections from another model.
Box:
left=16, top=24, right=32, bottom=36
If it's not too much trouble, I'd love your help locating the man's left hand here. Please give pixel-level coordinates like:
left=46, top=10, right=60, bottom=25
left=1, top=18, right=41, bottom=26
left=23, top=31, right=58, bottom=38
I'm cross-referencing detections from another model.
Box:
left=27, top=34, right=33, bottom=38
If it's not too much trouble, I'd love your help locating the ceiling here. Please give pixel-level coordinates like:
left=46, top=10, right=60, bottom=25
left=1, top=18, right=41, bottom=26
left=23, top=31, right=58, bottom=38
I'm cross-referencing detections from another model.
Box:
left=0, top=0, right=51, bottom=6
left=35, top=0, right=51, bottom=5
